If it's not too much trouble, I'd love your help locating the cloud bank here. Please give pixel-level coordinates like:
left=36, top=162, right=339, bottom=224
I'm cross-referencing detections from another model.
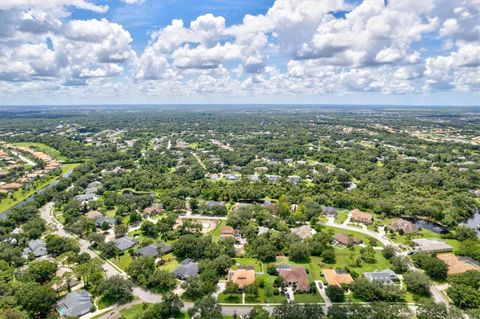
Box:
left=0, top=0, right=478, bottom=104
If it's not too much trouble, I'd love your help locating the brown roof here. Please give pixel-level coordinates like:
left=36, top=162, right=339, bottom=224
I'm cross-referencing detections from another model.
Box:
left=85, top=210, right=103, bottom=219
left=437, top=253, right=480, bottom=276
left=351, top=209, right=373, bottom=224
left=228, top=268, right=256, bottom=288
left=278, top=267, right=310, bottom=291
left=143, top=206, right=164, bottom=215
left=334, top=233, right=363, bottom=246
left=0, top=183, right=22, bottom=190
left=389, top=219, right=418, bottom=234
left=221, top=226, right=235, bottom=235
left=323, top=269, right=354, bottom=287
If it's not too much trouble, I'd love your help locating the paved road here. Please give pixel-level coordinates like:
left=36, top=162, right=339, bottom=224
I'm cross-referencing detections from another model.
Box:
left=40, top=202, right=164, bottom=303
left=10, top=150, right=37, bottom=166
left=322, top=218, right=450, bottom=307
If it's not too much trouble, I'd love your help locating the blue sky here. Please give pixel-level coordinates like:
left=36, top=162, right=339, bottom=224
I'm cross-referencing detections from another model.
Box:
left=0, top=0, right=478, bottom=105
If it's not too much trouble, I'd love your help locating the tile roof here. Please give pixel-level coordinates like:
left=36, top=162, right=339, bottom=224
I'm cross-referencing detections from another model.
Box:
left=278, top=267, right=311, bottom=291
left=228, top=267, right=256, bottom=288
left=323, top=269, right=354, bottom=287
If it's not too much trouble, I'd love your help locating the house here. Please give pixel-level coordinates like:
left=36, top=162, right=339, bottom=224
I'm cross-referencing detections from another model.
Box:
left=205, top=201, right=226, bottom=208
left=266, top=175, right=281, bottom=183
left=278, top=266, right=311, bottom=292
left=75, top=194, right=99, bottom=202
left=291, top=225, right=316, bottom=240
left=228, top=267, right=256, bottom=288
left=322, top=207, right=337, bottom=216
left=85, top=210, right=103, bottom=219
left=389, top=219, right=418, bottom=234
left=134, top=244, right=159, bottom=257
left=134, top=243, right=173, bottom=257
left=220, top=226, right=241, bottom=241
left=56, top=290, right=93, bottom=317
left=323, top=269, right=354, bottom=287
left=333, top=233, right=363, bottom=247
left=351, top=209, right=373, bottom=224
left=95, top=216, right=116, bottom=228
left=143, top=205, right=164, bottom=216
left=22, top=239, right=48, bottom=258
left=224, top=173, right=240, bottom=181
left=248, top=175, right=260, bottom=182
left=437, top=254, right=480, bottom=275
left=288, top=175, right=301, bottom=184
left=364, top=269, right=400, bottom=285
left=412, top=238, right=453, bottom=254
left=232, top=202, right=253, bottom=212
left=173, top=258, right=199, bottom=279
left=258, top=226, right=270, bottom=236
left=113, top=237, right=137, bottom=251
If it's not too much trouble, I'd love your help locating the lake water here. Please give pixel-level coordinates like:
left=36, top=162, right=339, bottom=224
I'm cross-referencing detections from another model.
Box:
left=402, top=217, right=449, bottom=234
left=461, top=208, right=480, bottom=238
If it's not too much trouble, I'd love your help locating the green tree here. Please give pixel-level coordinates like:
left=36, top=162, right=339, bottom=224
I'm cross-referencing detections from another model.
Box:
left=148, top=269, right=176, bottom=293
left=403, top=271, right=431, bottom=296
left=26, top=260, right=57, bottom=283
left=141, top=294, right=183, bottom=319
left=326, top=285, right=345, bottom=302
left=288, top=242, right=311, bottom=263
left=98, top=275, right=133, bottom=304
left=16, top=282, right=57, bottom=317
left=188, top=297, right=222, bottom=319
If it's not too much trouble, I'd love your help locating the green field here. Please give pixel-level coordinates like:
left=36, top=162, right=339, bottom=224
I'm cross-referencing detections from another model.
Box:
left=0, top=163, right=79, bottom=212
left=111, top=252, right=133, bottom=270
left=233, top=258, right=263, bottom=272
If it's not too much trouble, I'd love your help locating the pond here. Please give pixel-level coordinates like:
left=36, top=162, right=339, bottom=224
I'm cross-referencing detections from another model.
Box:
left=402, top=217, right=449, bottom=234
left=461, top=208, right=480, bottom=238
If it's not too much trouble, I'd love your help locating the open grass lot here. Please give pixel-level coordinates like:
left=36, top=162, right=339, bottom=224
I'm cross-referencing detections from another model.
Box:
left=294, top=292, right=324, bottom=303
left=111, top=252, right=133, bottom=270
left=334, top=209, right=349, bottom=224
left=118, top=304, right=189, bottom=319
left=0, top=163, right=79, bottom=212
left=218, top=292, right=242, bottom=304
left=387, top=228, right=461, bottom=251
left=210, top=220, right=226, bottom=241
left=12, top=142, right=69, bottom=161
left=233, top=257, right=263, bottom=272
left=328, top=247, right=391, bottom=275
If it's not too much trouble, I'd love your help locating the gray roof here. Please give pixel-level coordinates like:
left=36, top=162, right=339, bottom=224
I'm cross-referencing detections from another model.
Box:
left=23, top=239, right=47, bottom=258
left=84, top=187, right=99, bottom=194
left=95, top=216, right=116, bottom=227
left=0, top=212, right=8, bottom=220
left=56, top=290, right=92, bottom=317
left=412, top=238, right=453, bottom=253
left=364, top=269, right=399, bottom=285
left=135, top=244, right=159, bottom=257
left=173, top=258, right=199, bottom=279
left=113, top=236, right=137, bottom=251
left=205, top=201, right=225, bottom=207
left=75, top=194, right=99, bottom=202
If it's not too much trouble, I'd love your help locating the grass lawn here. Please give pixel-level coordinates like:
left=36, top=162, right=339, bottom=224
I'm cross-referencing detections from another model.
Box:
left=233, top=258, right=263, bottom=272
left=294, top=292, right=324, bottom=303
left=118, top=304, right=190, bottom=319
left=111, top=252, right=133, bottom=270
left=387, top=228, right=461, bottom=251
left=211, top=220, right=226, bottom=242
left=96, top=296, right=116, bottom=310
left=334, top=209, right=349, bottom=224
left=0, top=163, right=79, bottom=212
left=218, top=293, right=242, bottom=304
left=12, top=142, right=69, bottom=161
left=326, top=247, right=392, bottom=275
left=158, top=253, right=179, bottom=272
